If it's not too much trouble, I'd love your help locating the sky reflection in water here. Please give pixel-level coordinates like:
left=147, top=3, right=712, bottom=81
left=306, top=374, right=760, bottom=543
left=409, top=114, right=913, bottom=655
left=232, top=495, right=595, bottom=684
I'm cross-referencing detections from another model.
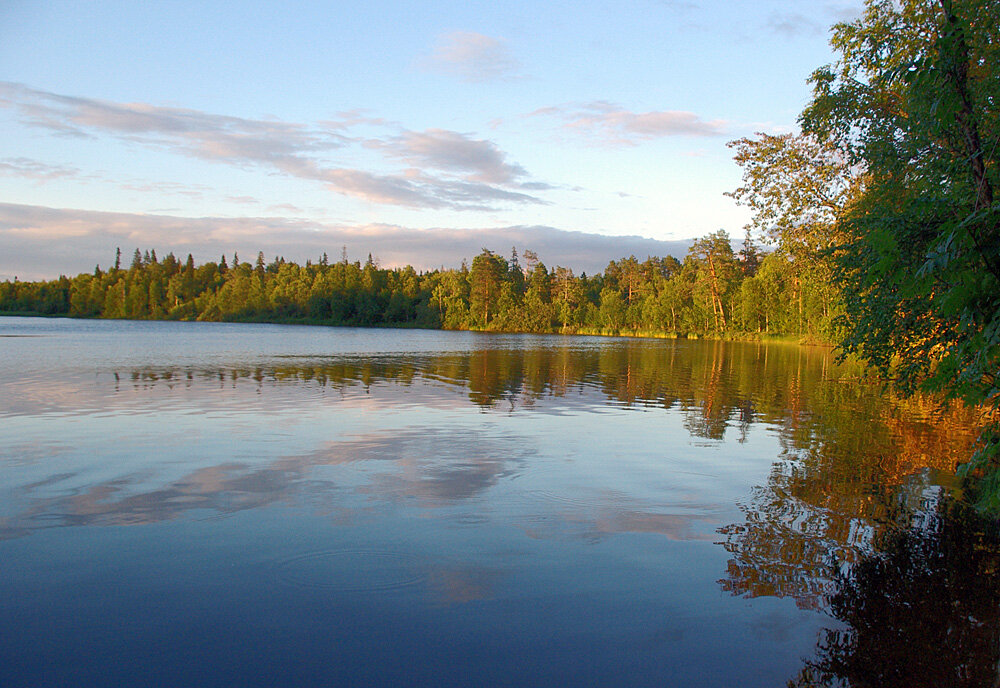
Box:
left=0, top=317, right=985, bottom=687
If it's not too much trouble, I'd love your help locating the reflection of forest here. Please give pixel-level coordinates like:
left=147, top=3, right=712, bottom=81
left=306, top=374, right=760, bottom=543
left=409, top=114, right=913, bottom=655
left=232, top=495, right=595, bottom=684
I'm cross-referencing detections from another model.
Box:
left=126, top=339, right=846, bottom=419
left=717, top=381, right=980, bottom=610
left=121, top=339, right=983, bottom=613
left=789, top=497, right=1000, bottom=688
left=123, top=341, right=981, bottom=451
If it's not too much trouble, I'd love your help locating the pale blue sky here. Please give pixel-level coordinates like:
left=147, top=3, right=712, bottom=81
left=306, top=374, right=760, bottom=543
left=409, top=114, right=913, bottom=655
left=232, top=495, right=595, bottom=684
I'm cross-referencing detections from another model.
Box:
left=0, top=0, right=861, bottom=279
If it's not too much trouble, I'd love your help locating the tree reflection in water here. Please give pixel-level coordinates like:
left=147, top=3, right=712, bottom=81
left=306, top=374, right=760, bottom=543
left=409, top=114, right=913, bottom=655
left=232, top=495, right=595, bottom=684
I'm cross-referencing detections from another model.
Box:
left=718, top=399, right=976, bottom=610
left=789, top=497, right=1000, bottom=688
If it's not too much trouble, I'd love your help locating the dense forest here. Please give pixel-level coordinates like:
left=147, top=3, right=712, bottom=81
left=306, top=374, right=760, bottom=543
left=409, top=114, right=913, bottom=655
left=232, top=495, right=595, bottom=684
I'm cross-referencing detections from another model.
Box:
left=0, top=233, right=840, bottom=340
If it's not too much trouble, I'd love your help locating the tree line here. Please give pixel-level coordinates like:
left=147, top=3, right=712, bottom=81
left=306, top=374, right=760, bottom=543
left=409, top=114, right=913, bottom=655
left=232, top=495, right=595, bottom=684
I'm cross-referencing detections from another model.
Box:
left=0, top=236, right=841, bottom=339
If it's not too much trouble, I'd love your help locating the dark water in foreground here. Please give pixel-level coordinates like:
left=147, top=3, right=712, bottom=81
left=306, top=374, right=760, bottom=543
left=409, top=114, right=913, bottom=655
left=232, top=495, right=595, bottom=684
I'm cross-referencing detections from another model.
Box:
left=0, top=317, right=994, bottom=687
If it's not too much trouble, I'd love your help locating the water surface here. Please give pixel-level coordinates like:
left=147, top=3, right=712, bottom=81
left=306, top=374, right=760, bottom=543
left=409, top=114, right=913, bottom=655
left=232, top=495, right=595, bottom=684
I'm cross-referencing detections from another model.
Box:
left=0, top=317, right=984, bottom=686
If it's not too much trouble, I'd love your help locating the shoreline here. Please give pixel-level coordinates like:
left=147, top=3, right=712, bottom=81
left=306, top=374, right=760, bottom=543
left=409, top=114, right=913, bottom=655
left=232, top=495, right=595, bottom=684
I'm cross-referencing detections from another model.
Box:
left=0, top=310, right=835, bottom=347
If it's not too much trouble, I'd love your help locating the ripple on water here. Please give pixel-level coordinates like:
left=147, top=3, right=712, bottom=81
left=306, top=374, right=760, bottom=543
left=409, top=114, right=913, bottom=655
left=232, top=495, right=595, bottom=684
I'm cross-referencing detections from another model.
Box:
left=275, top=549, right=427, bottom=593
left=450, top=512, right=490, bottom=526
left=507, top=464, right=612, bottom=511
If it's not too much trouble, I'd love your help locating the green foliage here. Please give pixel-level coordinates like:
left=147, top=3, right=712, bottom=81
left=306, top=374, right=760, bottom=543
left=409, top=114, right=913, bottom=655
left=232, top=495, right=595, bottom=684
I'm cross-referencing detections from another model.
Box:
left=812, top=0, right=999, bottom=412
left=728, top=0, right=1000, bottom=507
left=728, top=132, right=852, bottom=259
left=468, top=249, right=508, bottom=328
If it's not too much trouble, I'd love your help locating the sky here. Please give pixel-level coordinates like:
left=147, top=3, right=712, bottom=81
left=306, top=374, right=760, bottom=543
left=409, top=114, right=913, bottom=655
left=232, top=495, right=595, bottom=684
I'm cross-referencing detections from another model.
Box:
left=0, top=0, right=862, bottom=280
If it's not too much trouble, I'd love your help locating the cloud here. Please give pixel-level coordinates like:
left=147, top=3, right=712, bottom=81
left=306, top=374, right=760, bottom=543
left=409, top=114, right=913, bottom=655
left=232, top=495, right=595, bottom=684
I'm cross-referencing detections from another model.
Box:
left=266, top=203, right=304, bottom=215
left=534, top=101, right=726, bottom=145
left=764, top=4, right=863, bottom=37
left=0, top=82, right=340, bottom=164
left=0, top=203, right=692, bottom=280
left=227, top=195, right=259, bottom=205
left=317, top=167, right=546, bottom=210
left=378, top=129, right=527, bottom=184
left=356, top=128, right=556, bottom=202
left=423, top=31, right=521, bottom=83
left=320, top=109, right=394, bottom=131
left=765, top=12, right=824, bottom=37
left=120, top=180, right=208, bottom=198
left=823, top=2, right=864, bottom=23
left=0, top=157, right=80, bottom=181
left=0, top=82, right=549, bottom=211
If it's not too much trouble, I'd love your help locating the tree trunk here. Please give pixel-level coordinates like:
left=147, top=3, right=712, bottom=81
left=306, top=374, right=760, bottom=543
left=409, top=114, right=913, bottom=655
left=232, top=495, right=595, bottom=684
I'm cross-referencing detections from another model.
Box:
left=707, top=254, right=726, bottom=330
left=938, top=0, right=1000, bottom=281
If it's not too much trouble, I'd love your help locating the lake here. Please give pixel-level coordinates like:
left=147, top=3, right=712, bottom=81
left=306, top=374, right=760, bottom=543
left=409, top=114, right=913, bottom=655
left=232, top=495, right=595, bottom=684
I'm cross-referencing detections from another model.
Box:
left=0, top=316, right=991, bottom=687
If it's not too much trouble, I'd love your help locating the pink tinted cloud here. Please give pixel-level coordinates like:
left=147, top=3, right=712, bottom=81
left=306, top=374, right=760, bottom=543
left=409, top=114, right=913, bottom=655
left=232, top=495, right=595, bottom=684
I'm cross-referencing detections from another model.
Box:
left=0, top=202, right=692, bottom=280
left=0, top=82, right=549, bottom=211
left=423, top=31, right=521, bottom=83
left=534, top=101, right=726, bottom=145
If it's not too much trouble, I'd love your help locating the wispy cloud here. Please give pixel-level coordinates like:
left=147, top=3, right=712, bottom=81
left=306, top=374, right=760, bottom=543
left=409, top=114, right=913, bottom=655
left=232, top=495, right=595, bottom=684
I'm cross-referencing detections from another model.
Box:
left=120, top=180, right=209, bottom=198
left=824, top=2, right=864, bottom=24
left=0, top=157, right=80, bottom=181
left=377, top=128, right=527, bottom=184
left=533, top=101, right=726, bottom=145
left=764, top=3, right=863, bottom=37
left=422, top=31, right=522, bottom=83
left=0, top=156, right=219, bottom=200
left=0, top=203, right=693, bottom=280
left=764, top=12, right=824, bottom=37
left=0, top=82, right=340, bottom=163
left=266, top=203, right=304, bottom=215
left=0, top=82, right=549, bottom=211
left=317, top=168, right=545, bottom=211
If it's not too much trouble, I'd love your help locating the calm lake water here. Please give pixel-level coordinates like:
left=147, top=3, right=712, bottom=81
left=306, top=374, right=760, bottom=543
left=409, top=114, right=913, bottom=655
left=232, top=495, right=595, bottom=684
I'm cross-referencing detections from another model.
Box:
left=0, top=316, right=991, bottom=686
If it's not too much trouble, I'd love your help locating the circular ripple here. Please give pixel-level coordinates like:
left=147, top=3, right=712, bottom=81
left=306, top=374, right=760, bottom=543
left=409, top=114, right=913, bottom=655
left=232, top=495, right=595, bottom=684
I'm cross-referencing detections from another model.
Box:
left=507, top=464, right=610, bottom=511
left=521, top=487, right=608, bottom=510
left=276, top=549, right=426, bottom=593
